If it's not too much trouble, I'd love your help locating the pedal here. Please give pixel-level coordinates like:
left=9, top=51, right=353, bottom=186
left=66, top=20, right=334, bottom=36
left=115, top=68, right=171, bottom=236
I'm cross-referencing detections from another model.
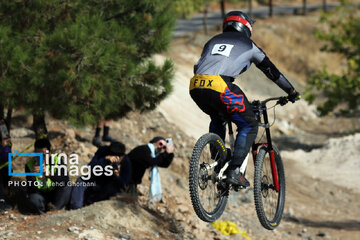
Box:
left=232, top=185, right=246, bottom=192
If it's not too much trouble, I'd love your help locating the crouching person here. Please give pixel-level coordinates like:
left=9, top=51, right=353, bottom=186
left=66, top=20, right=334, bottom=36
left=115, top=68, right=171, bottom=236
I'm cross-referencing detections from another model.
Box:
left=70, top=141, right=131, bottom=209
left=25, top=138, right=71, bottom=214
left=0, top=119, right=12, bottom=211
left=128, top=136, right=175, bottom=198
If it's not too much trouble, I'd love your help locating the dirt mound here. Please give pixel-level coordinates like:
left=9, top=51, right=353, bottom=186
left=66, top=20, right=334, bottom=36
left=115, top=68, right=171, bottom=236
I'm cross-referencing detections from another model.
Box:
left=283, top=133, right=360, bottom=193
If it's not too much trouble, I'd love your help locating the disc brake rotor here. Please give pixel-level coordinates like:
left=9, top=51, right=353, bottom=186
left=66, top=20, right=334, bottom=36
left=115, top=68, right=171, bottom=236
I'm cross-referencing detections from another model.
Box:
left=198, top=163, right=209, bottom=190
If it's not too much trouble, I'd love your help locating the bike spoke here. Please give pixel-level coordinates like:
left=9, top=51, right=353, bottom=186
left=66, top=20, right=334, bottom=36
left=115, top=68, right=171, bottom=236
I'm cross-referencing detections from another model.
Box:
left=261, top=154, right=279, bottom=220
left=197, top=143, right=222, bottom=213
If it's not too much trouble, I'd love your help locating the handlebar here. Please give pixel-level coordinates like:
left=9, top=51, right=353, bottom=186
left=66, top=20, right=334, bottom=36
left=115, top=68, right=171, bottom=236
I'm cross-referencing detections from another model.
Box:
left=252, top=96, right=289, bottom=108
left=260, top=96, right=288, bottom=106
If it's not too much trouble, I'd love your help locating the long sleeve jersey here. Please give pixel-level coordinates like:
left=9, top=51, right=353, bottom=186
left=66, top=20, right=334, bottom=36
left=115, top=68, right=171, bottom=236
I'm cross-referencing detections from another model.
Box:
left=194, top=31, right=295, bottom=94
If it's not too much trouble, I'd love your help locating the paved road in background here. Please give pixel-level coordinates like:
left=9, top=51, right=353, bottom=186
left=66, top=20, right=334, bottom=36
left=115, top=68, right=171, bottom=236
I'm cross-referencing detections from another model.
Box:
left=174, top=3, right=339, bottom=37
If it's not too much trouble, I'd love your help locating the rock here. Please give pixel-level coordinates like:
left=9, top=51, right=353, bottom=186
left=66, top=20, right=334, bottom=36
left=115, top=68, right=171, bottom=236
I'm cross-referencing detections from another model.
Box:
left=117, top=235, right=131, bottom=240
left=68, top=226, right=80, bottom=233
left=177, top=204, right=189, bottom=214
left=316, top=231, right=329, bottom=238
left=10, top=128, right=33, bottom=138
left=65, top=129, right=76, bottom=140
left=36, top=231, right=41, bottom=234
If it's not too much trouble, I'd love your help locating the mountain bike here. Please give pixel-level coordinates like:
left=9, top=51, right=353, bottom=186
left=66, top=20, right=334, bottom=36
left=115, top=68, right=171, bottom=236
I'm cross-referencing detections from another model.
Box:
left=189, top=96, right=292, bottom=230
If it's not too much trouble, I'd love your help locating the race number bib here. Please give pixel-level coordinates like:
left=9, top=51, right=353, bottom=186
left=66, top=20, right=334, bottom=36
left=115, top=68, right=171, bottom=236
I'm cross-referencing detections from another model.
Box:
left=211, top=44, right=234, bottom=57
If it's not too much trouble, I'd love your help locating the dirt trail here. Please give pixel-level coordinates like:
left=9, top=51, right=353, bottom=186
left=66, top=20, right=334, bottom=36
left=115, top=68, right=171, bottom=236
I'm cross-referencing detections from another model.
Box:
left=1, top=12, right=360, bottom=240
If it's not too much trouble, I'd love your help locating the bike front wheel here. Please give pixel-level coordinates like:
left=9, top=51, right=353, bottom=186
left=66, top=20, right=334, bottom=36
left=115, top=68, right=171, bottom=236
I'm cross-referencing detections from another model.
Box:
left=254, top=145, right=286, bottom=230
left=189, top=133, right=228, bottom=222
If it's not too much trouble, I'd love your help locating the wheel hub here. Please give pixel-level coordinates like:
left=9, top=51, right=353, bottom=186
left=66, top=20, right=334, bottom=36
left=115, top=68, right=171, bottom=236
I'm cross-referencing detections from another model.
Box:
left=198, top=163, right=209, bottom=190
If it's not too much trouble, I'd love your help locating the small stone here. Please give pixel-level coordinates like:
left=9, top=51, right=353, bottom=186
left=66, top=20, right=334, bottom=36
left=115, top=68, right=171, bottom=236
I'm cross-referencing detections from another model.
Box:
left=68, top=226, right=80, bottom=232
left=7, top=232, right=13, bottom=236
left=37, top=231, right=41, bottom=234
left=51, top=228, right=57, bottom=232
left=316, top=231, right=328, bottom=237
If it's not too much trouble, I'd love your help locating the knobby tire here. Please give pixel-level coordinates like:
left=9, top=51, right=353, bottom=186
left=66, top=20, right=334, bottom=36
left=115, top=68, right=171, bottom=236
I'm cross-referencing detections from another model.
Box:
left=189, top=133, right=228, bottom=222
left=254, top=145, right=286, bottom=230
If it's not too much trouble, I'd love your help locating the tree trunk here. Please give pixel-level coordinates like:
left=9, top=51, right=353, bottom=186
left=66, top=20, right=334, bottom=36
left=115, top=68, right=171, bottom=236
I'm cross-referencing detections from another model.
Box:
left=33, top=112, right=48, bottom=139
left=303, top=0, right=307, bottom=15
left=248, top=0, right=253, bottom=17
left=203, top=4, right=209, bottom=35
left=220, top=0, right=225, bottom=19
left=269, top=0, right=273, bottom=17
left=6, top=107, right=12, bottom=132
left=323, top=0, right=327, bottom=12
left=0, top=103, right=3, bottom=120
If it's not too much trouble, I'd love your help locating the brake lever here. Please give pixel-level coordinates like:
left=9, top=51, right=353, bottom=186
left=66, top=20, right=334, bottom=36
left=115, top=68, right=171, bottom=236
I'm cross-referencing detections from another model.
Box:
left=277, top=97, right=288, bottom=106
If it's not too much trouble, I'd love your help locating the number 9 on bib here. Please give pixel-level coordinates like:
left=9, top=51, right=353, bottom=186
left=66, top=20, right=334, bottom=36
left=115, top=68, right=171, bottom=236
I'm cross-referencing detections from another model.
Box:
left=211, top=44, right=234, bottom=57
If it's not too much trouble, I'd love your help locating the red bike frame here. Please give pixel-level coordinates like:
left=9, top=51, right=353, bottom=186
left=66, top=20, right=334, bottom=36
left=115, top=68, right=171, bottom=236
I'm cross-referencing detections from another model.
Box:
left=251, top=102, right=280, bottom=192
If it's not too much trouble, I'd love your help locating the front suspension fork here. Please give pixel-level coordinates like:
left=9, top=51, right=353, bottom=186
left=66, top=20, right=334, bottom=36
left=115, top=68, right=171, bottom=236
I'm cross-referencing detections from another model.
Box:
left=252, top=144, right=280, bottom=192
left=269, top=150, right=280, bottom=192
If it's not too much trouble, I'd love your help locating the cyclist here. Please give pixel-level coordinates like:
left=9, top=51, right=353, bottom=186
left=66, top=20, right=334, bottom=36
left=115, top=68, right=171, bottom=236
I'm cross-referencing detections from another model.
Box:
left=189, top=11, right=300, bottom=187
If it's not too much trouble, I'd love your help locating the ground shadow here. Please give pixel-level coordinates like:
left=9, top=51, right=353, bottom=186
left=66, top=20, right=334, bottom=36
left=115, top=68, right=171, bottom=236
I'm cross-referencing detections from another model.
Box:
left=273, top=136, right=323, bottom=152
left=75, top=134, right=90, bottom=143
left=9, top=115, right=29, bottom=129
left=285, top=215, right=360, bottom=231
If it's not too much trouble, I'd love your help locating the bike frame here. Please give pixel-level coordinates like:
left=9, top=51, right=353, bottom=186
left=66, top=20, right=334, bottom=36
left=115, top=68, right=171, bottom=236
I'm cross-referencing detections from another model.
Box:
left=227, top=98, right=280, bottom=192
left=253, top=99, right=280, bottom=192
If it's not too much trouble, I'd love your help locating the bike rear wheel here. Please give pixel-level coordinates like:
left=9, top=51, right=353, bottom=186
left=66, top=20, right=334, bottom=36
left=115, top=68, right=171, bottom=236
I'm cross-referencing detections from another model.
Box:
left=254, top=145, right=285, bottom=230
left=189, top=133, right=228, bottom=222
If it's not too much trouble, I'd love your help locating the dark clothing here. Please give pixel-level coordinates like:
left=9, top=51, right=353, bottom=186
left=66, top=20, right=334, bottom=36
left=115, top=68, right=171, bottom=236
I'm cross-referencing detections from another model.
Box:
left=70, top=146, right=131, bottom=210
left=191, top=32, right=294, bottom=166
left=0, top=146, right=11, bottom=166
left=27, top=185, right=72, bottom=214
left=88, top=146, right=131, bottom=188
left=190, top=76, right=258, bottom=166
left=0, top=168, right=10, bottom=200
left=0, top=146, right=11, bottom=199
left=128, top=145, right=174, bottom=184
left=25, top=158, right=69, bottom=194
left=24, top=157, right=71, bottom=214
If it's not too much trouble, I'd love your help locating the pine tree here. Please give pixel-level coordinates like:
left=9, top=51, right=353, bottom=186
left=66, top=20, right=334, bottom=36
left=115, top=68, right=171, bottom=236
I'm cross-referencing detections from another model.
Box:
left=0, top=0, right=176, bottom=136
left=305, top=1, right=360, bottom=116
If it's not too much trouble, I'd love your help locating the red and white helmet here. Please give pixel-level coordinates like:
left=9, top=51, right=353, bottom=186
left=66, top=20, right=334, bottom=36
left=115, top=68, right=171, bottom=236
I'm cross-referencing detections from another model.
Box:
left=223, top=11, right=255, bottom=38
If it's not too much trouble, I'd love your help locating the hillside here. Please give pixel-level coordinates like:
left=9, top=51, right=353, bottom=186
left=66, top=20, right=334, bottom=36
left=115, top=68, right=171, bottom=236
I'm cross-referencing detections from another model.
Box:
left=1, top=11, right=360, bottom=240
